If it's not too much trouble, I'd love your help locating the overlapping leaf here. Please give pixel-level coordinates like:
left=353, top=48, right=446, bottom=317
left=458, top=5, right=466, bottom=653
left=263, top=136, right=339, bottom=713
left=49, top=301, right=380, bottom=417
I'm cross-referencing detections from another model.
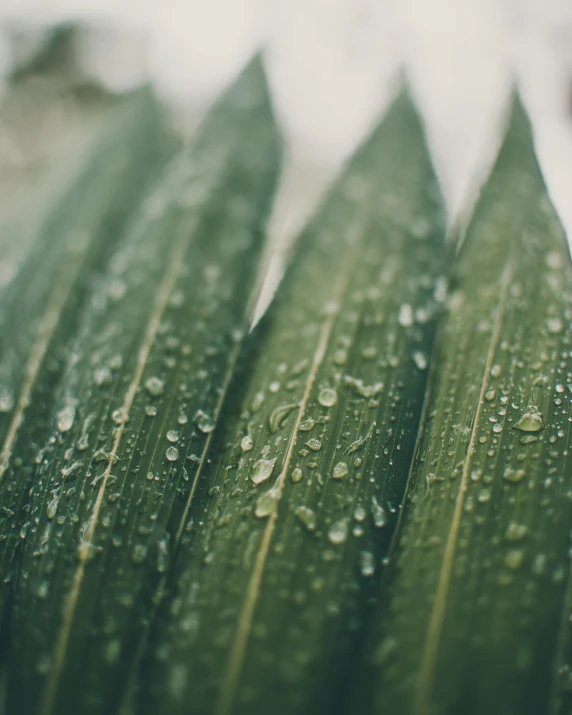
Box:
left=138, top=92, right=446, bottom=715
left=353, top=98, right=572, bottom=715
left=0, top=87, right=171, bottom=627
left=5, top=57, right=281, bottom=715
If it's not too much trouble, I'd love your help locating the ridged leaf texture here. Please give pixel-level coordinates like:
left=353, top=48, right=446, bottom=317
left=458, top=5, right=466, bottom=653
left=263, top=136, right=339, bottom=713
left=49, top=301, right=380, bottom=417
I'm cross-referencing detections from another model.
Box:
left=0, top=87, right=172, bottom=627
left=354, top=97, right=572, bottom=715
left=138, top=92, right=446, bottom=715
left=5, top=57, right=281, bottom=715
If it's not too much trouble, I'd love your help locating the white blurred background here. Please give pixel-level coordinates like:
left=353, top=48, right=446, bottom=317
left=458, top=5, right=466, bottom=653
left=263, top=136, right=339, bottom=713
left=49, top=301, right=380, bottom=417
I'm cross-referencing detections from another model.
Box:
left=0, top=0, right=571, bottom=312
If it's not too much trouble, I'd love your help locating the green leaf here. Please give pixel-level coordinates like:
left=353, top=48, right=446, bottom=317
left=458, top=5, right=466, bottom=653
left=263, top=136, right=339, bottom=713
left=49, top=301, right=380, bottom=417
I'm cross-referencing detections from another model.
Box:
left=354, top=97, right=572, bottom=715
left=0, top=87, right=172, bottom=624
left=5, top=57, right=281, bottom=715
left=138, top=92, right=446, bottom=715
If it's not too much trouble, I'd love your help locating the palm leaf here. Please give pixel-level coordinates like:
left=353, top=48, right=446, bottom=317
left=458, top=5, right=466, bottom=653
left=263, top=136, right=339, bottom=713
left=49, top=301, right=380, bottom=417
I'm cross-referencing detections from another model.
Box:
left=137, top=91, right=446, bottom=715
left=0, top=86, right=172, bottom=625
left=5, top=56, right=281, bottom=715
left=353, top=96, right=572, bottom=715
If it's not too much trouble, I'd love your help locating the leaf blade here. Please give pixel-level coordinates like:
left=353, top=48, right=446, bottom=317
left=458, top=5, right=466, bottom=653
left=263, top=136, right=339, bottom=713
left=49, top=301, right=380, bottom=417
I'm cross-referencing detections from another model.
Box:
left=355, top=96, right=572, bottom=715
left=139, top=91, right=447, bottom=715
left=7, top=56, right=281, bottom=715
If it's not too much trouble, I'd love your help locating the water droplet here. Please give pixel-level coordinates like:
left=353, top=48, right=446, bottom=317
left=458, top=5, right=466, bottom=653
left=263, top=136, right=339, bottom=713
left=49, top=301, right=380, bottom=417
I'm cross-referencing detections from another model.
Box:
left=492, top=423, right=502, bottom=434
left=296, top=506, right=317, bottom=532
left=194, top=410, right=214, bottom=434
left=112, top=408, right=128, bottom=425
left=398, top=303, right=413, bottom=327
left=556, top=384, right=565, bottom=394
left=46, top=494, right=59, bottom=520
left=145, top=376, right=164, bottom=396
left=241, top=435, right=253, bottom=452
left=251, top=391, right=265, bottom=412
left=333, top=349, right=348, bottom=366
left=166, top=430, right=180, bottom=443
left=520, top=435, right=537, bottom=445
left=360, top=551, right=375, bottom=577
left=503, top=467, right=526, bottom=484
left=299, top=419, right=318, bottom=432
left=157, top=534, right=170, bottom=573
left=57, top=405, right=75, bottom=433
left=328, top=519, right=348, bottom=545
left=490, top=364, right=502, bottom=378
left=478, top=487, right=491, bottom=503
left=145, top=405, right=157, bottom=417
left=344, top=376, right=383, bottom=398
left=547, top=317, right=563, bottom=334
left=255, top=483, right=280, bottom=518
left=514, top=409, right=544, bottom=433
left=318, top=387, right=337, bottom=407
left=132, top=544, right=148, bottom=564
left=307, top=438, right=322, bottom=452
left=251, top=458, right=276, bottom=485
left=291, top=467, right=303, bottom=483
left=104, top=640, right=121, bottom=665
left=354, top=505, right=366, bottom=522
left=412, top=352, right=427, bottom=370
left=37, top=581, right=49, bottom=599
left=0, top=385, right=14, bottom=412
left=93, top=367, right=112, bottom=386
left=485, top=388, right=496, bottom=402
left=547, top=251, right=563, bottom=269
left=504, top=549, right=524, bottom=570
left=361, top=346, right=377, bottom=359
left=269, top=381, right=280, bottom=393
left=269, top=403, right=297, bottom=433
left=505, top=523, right=528, bottom=542
left=371, top=496, right=387, bottom=528
left=333, top=462, right=349, bottom=480
left=165, top=446, right=179, bottom=462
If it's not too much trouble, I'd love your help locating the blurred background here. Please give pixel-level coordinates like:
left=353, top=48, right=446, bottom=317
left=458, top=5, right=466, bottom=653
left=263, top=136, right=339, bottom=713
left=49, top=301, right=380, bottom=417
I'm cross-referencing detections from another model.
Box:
left=0, top=0, right=571, bottom=314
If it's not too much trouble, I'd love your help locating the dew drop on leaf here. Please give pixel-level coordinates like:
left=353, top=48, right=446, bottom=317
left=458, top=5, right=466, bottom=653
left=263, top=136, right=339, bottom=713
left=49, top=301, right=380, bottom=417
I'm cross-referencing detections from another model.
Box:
left=241, top=435, right=253, bottom=452
left=412, top=351, right=427, bottom=370
left=372, top=496, right=387, bottom=528
left=505, top=523, right=528, bottom=542
left=333, top=462, right=349, bottom=480
left=251, top=458, right=276, bottom=485
left=194, top=410, right=214, bottom=434
left=504, top=549, right=525, bottom=570
left=360, top=550, right=375, bottom=576
left=57, top=405, right=75, bottom=433
left=328, top=519, right=348, bottom=544
left=295, top=506, right=317, bottom=532
left=547, top=317, right=563, bottom=334
left=0, top=385, right=14, bottom=412
left=318, top=387, right=337, bottom=407
left=503, top=467, right=526, bottom=484
left=145, top=376, right=164, bottom=396
left=165, top=446, right=179, bottom=462
left=291, top=467, right=303, bottom=483
left=514, top=410, right=544, bottom=432
left=398, top=303, right=413, bottom=327
left=255, top=483, right=280, bottom=518
left=268, top=403, right=297, bottom=433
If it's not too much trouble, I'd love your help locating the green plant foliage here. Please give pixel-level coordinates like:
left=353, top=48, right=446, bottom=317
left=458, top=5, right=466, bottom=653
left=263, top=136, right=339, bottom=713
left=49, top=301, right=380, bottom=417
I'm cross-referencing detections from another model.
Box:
left=5, top=57, right=281, bottom=715
left=0, top=87, right=172, bottom=627
left=138, top=92, right=446, bottom=715
left=353, top=97, right=572, bottom=715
